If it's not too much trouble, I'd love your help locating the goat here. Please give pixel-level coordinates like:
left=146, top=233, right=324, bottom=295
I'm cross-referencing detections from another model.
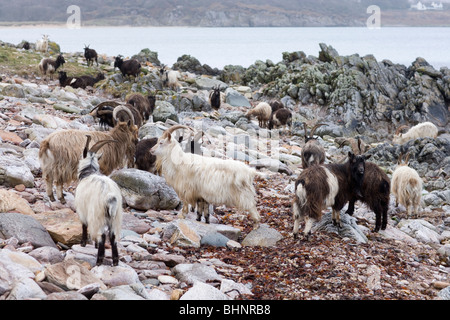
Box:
left=38, top=54, right=65, bottom=80
left=113, top=104, right=143, bottom=128
left=114, top=56, right=141, bottom=79
left=245, top=102, right=272, bottom=128
left=135, top=137, right=158, bottom=174
left=126, top=93, right=155, bottom=121
left=161, top=69, right=181, bottom=91
left=269, top=99, right=284, bottom=113
left=392, top=122, right=438, bottom=145
left=39, top=120, right=138, bottom=204
left=75, top=136, right=123, bottom=266
left=292, top=152, right=370, bottom=238
left=58, top=71, right=104, bottom=89
left=209, top=86, right=221, bottom=111
left=150, top=125, right=261, bottom=229
left=301, top=123, right=326, bottom=168
left=84, top=45, right=98, bottom=67
left=89, top=101, right=123, bottom=129
left=345, top=161, right=390, bottom=232
left=268, top=108, right=292, bottom=132
left=391, top=153, right=423, bottom=218
left=36, top=35, right=49, bottom=53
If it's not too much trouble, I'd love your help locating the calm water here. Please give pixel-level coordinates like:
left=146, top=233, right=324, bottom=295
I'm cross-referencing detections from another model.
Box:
left=1, top=26, right=449, bottom=69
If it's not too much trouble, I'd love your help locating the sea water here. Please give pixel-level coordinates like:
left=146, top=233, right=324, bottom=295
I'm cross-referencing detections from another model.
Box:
left=0, top=26, right=449, bottom=69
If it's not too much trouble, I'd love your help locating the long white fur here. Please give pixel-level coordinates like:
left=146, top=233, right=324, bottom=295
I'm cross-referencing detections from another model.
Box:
left=36, top=35, right=49, bottom=53
left=75, top=174, right=122, bottom=242
left=151, top=134, right=261, bottom=229
left=391, top=165, right=422, bottom=218
left=393, top=122, right=438, bottom=145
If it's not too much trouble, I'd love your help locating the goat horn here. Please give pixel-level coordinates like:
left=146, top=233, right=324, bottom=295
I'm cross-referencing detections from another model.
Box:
left=162, top=125, right=193, bottom=139
left=89, top=101, right=121, bottom=115
left=395, top=125, right=409, bottom=136
left=397, top=152, right=403, bottom=165
left=83, top=135, right=92, bottom=158
left=113, top=105, right=135, bottom=124
left=404, top=152, right=411, bottom=164
left=357, top=138, right=362, bottom=155
left=310, top=123, right=326, bottom=137
left=89, top=139, right=119, bottom=154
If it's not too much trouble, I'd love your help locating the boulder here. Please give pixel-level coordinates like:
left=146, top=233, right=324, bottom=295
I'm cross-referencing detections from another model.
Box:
left=225, top=88, right=251, bottom=107
left=172, top=263, right=222, bottom=285
left=0, top=212, right=56, bottom=248
left=152, top=101, right=179, bottom=123
left=311, top=212, right=368, bottom=244
left=110, top=168, right=180, bottom=211
left=194, top=77, right=228, bottom=91
left=242, top=223, right=283, bottom=247
left=0, top=189, right=34, bottom=215
left=180, top=281, right=230, bottom=300
left=33, top=208, right=82, bottom=246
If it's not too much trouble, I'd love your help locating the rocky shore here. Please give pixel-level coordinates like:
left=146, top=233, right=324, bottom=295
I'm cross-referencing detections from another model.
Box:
left=0, top=40, right=449, bottom=300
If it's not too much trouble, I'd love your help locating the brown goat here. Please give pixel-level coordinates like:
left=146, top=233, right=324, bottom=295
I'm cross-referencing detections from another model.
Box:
left=39, top=120, right=138, bottom=204
left=126, top=93, right=155, bottom=121
left=301, top=123, right=326, bottom=168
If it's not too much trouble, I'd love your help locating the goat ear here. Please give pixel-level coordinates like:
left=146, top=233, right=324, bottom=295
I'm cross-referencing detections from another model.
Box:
left=348, top=151, right=354, bottom=159
left=364, top=154, right=372, bottom=161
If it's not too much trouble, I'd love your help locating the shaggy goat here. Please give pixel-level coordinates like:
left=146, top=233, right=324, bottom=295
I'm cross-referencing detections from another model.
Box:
left=150, top=125, right=261, bottom=229
left=391, top=153, right=423, bottom=218
left=114, top=56, right=141, bottom=79
left=126, top=93, right=155, bottom=121
left=301, top=123, right=326, bottom=168
left=39, top=54, right=65, bottom=80
left=58, top=71, right=105, bottom=89
left=269, top=99, right=284, bottom=113
left=209, top=86, right=221, bottom=111
left=161, top=69, right=181, bottom=91
left=113, top=104, right=143, bottom=128
left=345, top=161, right=390, bottom=232
left=245, top=102, right=272, bottom=128
left=84, top=45, right=98, bottom=67
left=393, top=122, right=438, bottom=145
left=39, top=120, right=138, bottom=204
left=36, top=35, right=49, bottom=53
left=292, top=152, right=370, bottom=238
left=89, top=101, right=123, bottom=129
left=268, top=108, right=292, bottom=131
left=135, top=137, right=158, bottom=174
left=75, top=136, right=123, bottom=266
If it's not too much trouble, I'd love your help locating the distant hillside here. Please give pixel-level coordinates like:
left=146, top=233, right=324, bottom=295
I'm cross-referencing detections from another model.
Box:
left=0, top=0, right=448, bottom=27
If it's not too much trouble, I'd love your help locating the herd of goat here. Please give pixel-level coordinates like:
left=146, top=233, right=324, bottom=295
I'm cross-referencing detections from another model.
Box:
left=31, top=35, right=440, bottom=265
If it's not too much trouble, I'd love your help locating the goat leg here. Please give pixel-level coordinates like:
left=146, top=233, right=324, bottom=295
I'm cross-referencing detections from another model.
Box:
left=56, top=183, right=66, bottom=204
left=110, top=231, right=119, bottom=266
left=96, top=233, right=106, bottom=266
left=332, top=209, right=341, bottom=229
left=292, top=201, right=301, bottom=239
left=81, top=224, right=88, bottom=247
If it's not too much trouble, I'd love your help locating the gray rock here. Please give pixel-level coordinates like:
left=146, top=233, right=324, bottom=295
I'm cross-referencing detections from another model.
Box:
left=172, top=263, right=222, bottom=285
left=152, top=101, right=179, bottom=123
left=28, top=246, right=64, bottom=265
left=194, top=78, right=228, bottom=91
left=110, top=168, right=180, bottom=211
left=0, top=154, right=35, bottom=187
left=242, top=223, right=283, bottom=247
left=1, top=84, right=25, bottom=98
left=311, top=212, right=368, bottom=244
left=225, top=88, right=251, bottom=107
left=0, top=213, right=57, bottom=248
left=180, top=281, right=231, bottom=300
left=6, top=277, right=47, bottom=300
left=95, top=283, right=150, bottom=300
left=45, top=291, right=88, bottom=300
left=438, top=286, right=450, bottom=300
left=200, top=232, right=230, bottom=247
left=397, top=219, right=441, bottom=244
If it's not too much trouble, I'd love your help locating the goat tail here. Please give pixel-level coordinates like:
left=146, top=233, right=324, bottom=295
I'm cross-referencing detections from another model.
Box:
left=105, top=194, right=122, bottom=236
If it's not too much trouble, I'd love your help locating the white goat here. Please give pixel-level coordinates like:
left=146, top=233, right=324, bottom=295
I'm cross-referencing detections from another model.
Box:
left=391, top=153, right=423, bottom=218
left=36, top=35, right=49, bottom=53
left=392, top=122, right=438, bottom=145
left=161, top=70, right=181, bottom=91
left=150, top=125, right=261, bottom=229
left=74, top=136, right=123, bottom=266
left=245, top=102, right=272, bottom=128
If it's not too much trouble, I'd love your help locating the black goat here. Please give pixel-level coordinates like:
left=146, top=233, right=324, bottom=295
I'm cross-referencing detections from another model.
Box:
left=114, top=56, right=141, bottom=79
left=84, top=45, right=98, bottom=67
left=269, top=99, right=284, bottom=113
left=58, top=71, right=105, bottom=89
left=209, top=86, right=221, bottom=111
